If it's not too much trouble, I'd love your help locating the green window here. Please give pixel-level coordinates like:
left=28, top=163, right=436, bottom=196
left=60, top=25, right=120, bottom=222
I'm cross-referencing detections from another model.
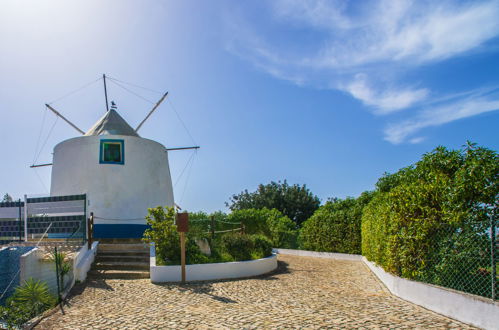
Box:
left=100, top=139, right=124, bottom=164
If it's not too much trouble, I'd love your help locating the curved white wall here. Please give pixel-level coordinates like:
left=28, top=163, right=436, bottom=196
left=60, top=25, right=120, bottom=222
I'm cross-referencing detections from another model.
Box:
left=50, top=135, right=174, bottom=225
left=150, top=245, right=278, bottom=282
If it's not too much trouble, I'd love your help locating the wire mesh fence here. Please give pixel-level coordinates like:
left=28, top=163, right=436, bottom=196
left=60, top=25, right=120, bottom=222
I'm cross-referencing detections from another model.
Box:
left=403, top=218, right=497, bottom=300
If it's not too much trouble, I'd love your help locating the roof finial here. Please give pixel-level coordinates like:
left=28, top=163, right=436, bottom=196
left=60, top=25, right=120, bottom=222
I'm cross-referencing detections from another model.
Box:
left=111, top=101, right=117, bottom=111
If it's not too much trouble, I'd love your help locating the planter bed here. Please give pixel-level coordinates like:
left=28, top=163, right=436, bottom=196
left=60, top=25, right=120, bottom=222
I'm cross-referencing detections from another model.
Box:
left=149, top=244, right=277, bottom=282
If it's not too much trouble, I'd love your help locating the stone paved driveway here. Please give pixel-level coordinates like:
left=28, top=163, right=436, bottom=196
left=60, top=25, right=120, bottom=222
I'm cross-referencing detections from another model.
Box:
left=36, top=255, right=476, bottom=329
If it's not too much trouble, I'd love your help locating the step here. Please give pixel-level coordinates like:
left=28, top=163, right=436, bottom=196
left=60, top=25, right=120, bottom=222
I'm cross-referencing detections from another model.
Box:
left=96, top=255, right=149, bottom=263
left=93, top=261, right=149, bottom=271
left=98, top=250, right=149, bottom=257
left=98, top=243, right=149, bottom=253
left=97, top=238, right=144, bottom=244
left=88, top=269, right=150, bottom=280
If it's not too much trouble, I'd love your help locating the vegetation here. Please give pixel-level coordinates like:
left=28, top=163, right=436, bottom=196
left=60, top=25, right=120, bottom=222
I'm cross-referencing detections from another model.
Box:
left=0, top=278, right=56, bottom=328
left=2, top=193, right=13, bottom=202
left=361, top=143, right=498, bottom=297
left=299, top=192, right=373, bottom=254
left=226, top=180, right=320, bottom=226
left=51, top=250, right=72, bottom=293
left=228, top=208, right=298, bottom=248
left=143, top=206, right=273, bottom=265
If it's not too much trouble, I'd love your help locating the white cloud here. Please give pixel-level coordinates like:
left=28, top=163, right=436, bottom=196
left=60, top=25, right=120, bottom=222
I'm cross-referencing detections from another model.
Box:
left=272, top=0, right=499, bottom=67
left=224, top=0, right=499, bottom=141
left=384, top=96, right=499, bottom=144
left=343, top=74, right=428, bottom=114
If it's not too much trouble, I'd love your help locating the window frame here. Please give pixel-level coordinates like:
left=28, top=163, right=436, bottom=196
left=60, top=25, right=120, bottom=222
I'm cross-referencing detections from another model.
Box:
left=99, top=139, right=125, bottom=165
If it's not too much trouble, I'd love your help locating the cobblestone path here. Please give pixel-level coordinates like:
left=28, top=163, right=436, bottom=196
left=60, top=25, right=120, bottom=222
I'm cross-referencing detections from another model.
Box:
left=35, top=255, right=475, bottom=329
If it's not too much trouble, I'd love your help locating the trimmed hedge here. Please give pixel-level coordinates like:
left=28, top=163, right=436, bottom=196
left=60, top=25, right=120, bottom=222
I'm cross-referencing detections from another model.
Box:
left=361, top=144, right=498, bottom=296
left=299, top=192, right=372, bottom=254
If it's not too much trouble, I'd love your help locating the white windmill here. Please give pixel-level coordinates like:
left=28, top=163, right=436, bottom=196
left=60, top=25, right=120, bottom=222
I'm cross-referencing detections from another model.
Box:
left=31, top=75, right=199, bottom=238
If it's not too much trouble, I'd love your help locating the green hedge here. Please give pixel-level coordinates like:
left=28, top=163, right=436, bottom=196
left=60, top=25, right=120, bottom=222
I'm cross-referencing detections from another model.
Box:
left=299, top=193, right=372, bottom=254
left=361, top=144, right=498, bottom=297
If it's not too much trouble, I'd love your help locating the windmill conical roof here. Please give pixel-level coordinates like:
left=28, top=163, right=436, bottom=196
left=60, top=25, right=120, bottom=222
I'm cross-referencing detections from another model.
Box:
left=85, top=110, right=139, bottom=137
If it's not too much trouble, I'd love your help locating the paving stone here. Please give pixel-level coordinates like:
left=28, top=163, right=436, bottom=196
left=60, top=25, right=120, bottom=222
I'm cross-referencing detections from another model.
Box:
left=35, top=255, right=476, bottom=329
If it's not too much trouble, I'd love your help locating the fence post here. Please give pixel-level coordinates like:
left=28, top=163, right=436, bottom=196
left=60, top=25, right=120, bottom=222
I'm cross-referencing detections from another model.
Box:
left=491, top=211, right=496, bottom=300
left=210, top=216, right=215, bottom=241
left=54, top=246, right=61, bottom=302
left=18, top=199, right=22, bottom=241
left=23, top=195, right=28, bottom=242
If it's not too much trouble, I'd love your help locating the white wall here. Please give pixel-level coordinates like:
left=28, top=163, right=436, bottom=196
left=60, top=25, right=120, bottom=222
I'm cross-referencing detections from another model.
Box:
left=150, top=244, right=278, bottom=282
left=73, top=242, right=98, bottom=282
left=19, top=248, right=60, bottom=295
left=50, top=135, right=174, bottom=224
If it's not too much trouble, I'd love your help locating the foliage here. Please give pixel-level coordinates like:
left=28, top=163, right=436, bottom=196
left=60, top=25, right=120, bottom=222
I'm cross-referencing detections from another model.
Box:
left=219, top=233, right=273, bottom=261
left=250, top=234, right=273, bottom=259
left=361, top=143, right=498, bottom=297
left=299, top=192, right=373, bottom=254
left=220, top=233, right=254, bottom=261
left=226, top=180, right=320, bottom=226
left=228, top=208, right=298, bottom=248
left=50, top=250, right=72, bottom=292
left=2, top=193, right=13, bottom=202
left=0, top=278, right=56, bottom=328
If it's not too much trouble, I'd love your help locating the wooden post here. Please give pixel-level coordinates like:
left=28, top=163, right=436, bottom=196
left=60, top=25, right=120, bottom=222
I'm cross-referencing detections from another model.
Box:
left=176, top=212, right=189, bottom=283
left=180, top=232, right=186, bottom=283
left=18, top=199, right=22, bottom=241
left=210, top=215, right=215, bottom=241
left=87, top=212, right=94, bottom=250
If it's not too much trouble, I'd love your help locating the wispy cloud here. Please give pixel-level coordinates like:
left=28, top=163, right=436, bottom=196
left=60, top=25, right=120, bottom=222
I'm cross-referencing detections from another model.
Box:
left=224, top=0, right=499, bottom=142
left=384, top=94, right=499, bottom=144
left=342, top=74, right=428, bottom=114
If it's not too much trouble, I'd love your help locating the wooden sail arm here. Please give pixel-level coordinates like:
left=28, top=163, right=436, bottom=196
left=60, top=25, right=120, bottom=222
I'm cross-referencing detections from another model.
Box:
left=45, top=104, right=85, bottom=135
left=166, top=146, right=200, bottom=151
left=30, top=163, right=53, bottom=168
left=135, top=92, right=169, bottom=133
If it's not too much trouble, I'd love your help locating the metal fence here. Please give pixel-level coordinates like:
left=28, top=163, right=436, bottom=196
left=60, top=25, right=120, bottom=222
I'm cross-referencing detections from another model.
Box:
left=403, top=217, right=497, bottom=300
left=0, top=194, right=87, bottom=245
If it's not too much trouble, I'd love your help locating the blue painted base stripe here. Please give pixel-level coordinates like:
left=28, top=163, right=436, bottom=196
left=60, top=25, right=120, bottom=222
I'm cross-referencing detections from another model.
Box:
left=93, top=224, right=149, bottom=238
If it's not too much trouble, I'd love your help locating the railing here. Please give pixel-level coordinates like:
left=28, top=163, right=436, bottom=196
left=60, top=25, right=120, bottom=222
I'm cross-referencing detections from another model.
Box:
left=0, top=194, right=87, bottom=245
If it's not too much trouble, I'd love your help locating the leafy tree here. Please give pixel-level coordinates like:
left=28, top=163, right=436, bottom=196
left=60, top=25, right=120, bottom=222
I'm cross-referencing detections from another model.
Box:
left=2, top=193, right=13, bottom=202
left=299, top=192, right=373, bottom=254
left=362, top=143, right=498, bottom=297
left=228, top=208, right=298, bottom=248
left=226, top=180, right=320, bottom=226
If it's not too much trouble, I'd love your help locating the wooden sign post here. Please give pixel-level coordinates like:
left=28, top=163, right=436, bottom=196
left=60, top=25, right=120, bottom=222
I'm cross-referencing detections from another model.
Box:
left=176, top=212, right=189, bottom=283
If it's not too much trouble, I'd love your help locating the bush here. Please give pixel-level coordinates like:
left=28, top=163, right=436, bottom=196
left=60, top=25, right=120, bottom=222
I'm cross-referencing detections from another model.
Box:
left=220, top=233, right=254, bottom=261
left=361, top=143, right=498, bottom=297
left=250, top=235, right=273, bottom=259
left=0, top=278, right=56, bottom=328
left=299, top=192, right=372, bottom=254
left=228, top=208, right=297, bottom=248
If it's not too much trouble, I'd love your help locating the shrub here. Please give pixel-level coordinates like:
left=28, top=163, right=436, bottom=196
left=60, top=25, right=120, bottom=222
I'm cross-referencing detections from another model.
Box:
left=361, top=143, right=498, bottom=297
left=250, top=235, right=273, bottom=259
left=228, top=208, right=297, bottom=248
left=220, top=233, right=254, bottom=261
left=299, top=192, right=372, bottom=254
left=0, top=278, right=56, bottom=328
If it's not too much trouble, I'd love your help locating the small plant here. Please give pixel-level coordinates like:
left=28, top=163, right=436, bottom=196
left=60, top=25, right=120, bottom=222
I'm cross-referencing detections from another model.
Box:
left=0, top=278, right=56, bottom=328
left=51, top=250, right=72, bottom=291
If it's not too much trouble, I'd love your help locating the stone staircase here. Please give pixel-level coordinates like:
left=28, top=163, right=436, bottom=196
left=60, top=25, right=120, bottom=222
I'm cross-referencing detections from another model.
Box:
left=88, top=239, right=150, bottom=279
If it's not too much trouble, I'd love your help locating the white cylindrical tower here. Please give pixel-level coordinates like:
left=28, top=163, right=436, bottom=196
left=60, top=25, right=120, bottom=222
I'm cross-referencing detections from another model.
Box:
left=50, top=110, right=174, bottom=238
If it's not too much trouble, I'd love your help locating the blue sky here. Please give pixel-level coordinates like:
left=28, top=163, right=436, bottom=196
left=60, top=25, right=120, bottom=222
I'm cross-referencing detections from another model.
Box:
left=1, top=0, right=498, bottom=212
